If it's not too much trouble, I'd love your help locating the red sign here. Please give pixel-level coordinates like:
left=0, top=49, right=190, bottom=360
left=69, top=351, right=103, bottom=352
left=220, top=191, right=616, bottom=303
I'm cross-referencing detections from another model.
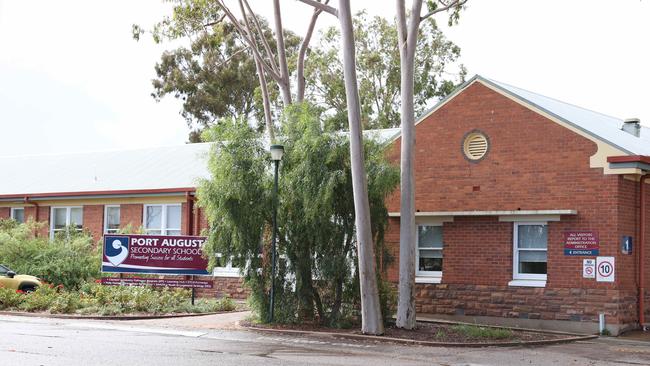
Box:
left=563, top=231, right=599, bottom=256
left=101, top=277, right=213, bottom=289
left=102, top=234, right=210, bottom=275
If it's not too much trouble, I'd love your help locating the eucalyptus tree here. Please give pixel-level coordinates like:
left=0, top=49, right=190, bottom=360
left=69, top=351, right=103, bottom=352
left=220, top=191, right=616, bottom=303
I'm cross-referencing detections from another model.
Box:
left=306, top=11, right=464, bottom=130
left=297, top=0, right=385, bottom=335
left=135, top=0, right=328, bottom=141
left=395, top=0, right=467, bottom=330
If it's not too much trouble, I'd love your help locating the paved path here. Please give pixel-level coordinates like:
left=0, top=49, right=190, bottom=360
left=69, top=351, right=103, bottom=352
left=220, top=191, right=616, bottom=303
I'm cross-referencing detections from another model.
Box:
left=1, top=313, right=650, bottom=365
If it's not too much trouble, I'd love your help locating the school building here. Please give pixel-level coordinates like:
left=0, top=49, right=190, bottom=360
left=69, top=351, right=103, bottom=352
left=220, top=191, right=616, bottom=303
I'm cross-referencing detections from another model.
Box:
left=0, top=75, right=648, bottom=334
left=383, top=75, right=649, bottom=335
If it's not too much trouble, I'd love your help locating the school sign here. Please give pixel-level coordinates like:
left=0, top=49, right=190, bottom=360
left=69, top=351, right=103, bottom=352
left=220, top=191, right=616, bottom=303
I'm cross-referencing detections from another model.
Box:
left=102, top=234, right=210, bottom=275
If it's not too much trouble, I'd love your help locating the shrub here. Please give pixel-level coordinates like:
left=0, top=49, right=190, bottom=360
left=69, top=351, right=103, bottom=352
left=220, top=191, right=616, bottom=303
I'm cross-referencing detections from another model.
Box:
left=0, top=287, right=24, bottom=309
left=0, top=220, right=100, bottom=289
left=451, top=324, right=514, bottom=340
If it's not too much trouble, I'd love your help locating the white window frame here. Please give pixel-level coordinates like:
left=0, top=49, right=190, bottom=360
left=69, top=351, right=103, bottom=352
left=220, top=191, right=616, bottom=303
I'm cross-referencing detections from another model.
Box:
left=415, top=224, right=443, bottom=284
left=104, top=205, right=121, bottom=234
left=143, top=204, right=182, bottom=236
left=50, top=206, right=83, bottom=239
left=510, top=221, right=547, bottom=287
left=10, top=207, right=24, bottom=223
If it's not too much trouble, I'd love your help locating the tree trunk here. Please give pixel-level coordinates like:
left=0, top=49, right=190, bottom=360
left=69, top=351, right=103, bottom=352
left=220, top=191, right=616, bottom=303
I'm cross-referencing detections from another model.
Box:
left=254, top=58, right=275, bottom=142
left=272, top=0, right=293, bottom=106
left=337, top=0, right=384, bottom=335
left=395, top=0, right=422, bottom=330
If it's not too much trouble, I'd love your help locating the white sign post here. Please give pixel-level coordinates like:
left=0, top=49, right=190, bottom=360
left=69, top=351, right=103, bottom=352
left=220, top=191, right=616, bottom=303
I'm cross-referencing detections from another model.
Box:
left=583, top=259, right=596, bottom=279
left=596, top=256, right=615, bottom=282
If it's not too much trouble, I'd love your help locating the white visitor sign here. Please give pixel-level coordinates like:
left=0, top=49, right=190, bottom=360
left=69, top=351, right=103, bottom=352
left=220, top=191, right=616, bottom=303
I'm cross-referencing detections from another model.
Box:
left=583, top=259, right=595, bottom=279
left=596, top=256, right=615, bottom=283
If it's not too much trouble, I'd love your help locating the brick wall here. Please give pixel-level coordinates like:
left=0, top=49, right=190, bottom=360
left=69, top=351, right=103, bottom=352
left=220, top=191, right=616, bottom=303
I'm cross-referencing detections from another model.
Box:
left=414, top=284, right=637, bottom=325
left=196, top=277, right=249, bottom=300
left=383, top=81, right=643, bottom=328
left=83, top=205, right=104, bottom=242
left=119, top=204, right=143, bottom=231
left=0, top=207, right=9, bottom=219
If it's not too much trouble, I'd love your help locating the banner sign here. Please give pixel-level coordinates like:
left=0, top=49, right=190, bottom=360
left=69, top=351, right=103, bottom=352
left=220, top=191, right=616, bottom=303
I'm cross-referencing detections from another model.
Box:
left=563, top=231, right=599, bottom=256
left=100, top=277, right=213, bottom=289
left=102, top=235, right=210, bottom=275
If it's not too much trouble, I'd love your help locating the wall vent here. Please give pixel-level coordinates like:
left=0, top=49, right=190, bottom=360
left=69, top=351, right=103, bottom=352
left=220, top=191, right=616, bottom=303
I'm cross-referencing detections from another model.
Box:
left=463, top=131, right=489, bottom=161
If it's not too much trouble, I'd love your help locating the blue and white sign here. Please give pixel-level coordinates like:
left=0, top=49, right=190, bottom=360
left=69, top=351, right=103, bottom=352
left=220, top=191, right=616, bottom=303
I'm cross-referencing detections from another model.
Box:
left=621, top=236, right=633, bottom=255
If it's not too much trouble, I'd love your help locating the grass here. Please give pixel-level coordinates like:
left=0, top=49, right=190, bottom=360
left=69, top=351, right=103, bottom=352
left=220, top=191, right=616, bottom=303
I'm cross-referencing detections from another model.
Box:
left=450, top=324, right=514, bottom=340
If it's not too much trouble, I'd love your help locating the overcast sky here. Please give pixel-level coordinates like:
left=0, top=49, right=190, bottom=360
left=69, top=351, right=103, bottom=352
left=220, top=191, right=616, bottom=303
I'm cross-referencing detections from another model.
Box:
left=0, top=0, right=648, bottom=156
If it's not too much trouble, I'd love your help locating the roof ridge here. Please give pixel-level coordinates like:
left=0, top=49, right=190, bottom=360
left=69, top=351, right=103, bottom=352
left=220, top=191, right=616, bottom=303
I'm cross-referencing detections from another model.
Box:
left=483, top=77, right=624, bottom=124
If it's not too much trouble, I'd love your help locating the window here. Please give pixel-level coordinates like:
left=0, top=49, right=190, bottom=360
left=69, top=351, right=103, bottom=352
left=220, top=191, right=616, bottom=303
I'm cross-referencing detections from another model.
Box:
left=50, top=207, right=83, bottom=238
left=10, top=208, right=24, bottom=223
left=104, top=205, right=120, bottom=234
left=416, top=225, right=443, bottom=282
left=512, top=222, right=548, bottom=285
left=143, top=204, right=181, bottom=236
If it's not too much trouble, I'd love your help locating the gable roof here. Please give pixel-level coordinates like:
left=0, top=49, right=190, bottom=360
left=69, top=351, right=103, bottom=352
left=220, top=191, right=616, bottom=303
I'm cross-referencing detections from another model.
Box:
left=414, top=75, right=650, bottom=156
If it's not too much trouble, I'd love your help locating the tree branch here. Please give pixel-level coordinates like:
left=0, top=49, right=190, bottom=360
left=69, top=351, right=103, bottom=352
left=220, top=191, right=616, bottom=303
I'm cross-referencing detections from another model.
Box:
left=296, top=0, right=338, bottom=17
left=202, top=14, right=227, bottom=28
left=296, top=1, right=327, bottom=102
left=240, top=0, right=280, bottom=75
left=420, top=0, right=467, bottom=21
left=214, top=0, right=283, bottom=82
left=273, top=0, right=292, bottom=105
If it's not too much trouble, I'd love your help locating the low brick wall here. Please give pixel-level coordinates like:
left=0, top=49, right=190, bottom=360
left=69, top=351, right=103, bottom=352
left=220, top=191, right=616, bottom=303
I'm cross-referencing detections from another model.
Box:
left=195, top=276, right=249, bottom=300
left=415, top=283, right=637, bottom=327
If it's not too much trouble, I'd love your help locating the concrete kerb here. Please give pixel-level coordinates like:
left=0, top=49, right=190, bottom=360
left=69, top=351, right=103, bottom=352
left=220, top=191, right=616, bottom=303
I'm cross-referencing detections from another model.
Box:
left=414, top=316, right=596, bottom=337
left=0, top=310, right=233, bottom=321
left=244, top=324, right=599, bottom=348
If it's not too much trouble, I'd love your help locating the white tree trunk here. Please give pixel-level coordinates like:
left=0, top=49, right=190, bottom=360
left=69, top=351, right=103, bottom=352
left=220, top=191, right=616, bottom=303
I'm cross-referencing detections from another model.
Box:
left=338, top=0, right=384, bottom=335
left=395, top=0, right=422, bottom=330
left=272, top=0, right=293, bottom=106
left=254, top=58, right=275, bottom=142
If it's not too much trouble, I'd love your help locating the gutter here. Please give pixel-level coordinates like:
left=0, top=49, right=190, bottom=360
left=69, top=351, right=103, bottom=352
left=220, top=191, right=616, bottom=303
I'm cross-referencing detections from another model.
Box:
left=0, top=188, right=196, bottom=202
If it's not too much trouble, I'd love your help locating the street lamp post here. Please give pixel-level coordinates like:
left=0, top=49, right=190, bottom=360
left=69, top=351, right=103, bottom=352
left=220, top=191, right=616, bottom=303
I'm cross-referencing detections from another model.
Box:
left=268, top=144, right=284, bottom=323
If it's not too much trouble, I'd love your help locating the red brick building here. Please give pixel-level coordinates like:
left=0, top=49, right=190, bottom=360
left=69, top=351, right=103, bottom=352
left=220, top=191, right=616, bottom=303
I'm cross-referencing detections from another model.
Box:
left=0, top=144, right=247, bottom=300
left=384, top=75, right=650, bottom=335
left=1, top=76, right=648, bottom=334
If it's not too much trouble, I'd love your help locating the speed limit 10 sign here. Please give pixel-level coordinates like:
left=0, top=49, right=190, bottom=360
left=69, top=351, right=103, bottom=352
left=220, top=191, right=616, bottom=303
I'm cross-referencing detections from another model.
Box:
left=596, top=256, right=615, bottom=283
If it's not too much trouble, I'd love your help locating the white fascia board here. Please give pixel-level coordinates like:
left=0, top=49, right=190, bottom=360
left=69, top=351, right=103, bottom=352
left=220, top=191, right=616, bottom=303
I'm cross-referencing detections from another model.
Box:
left=388, top=210, right=577, bottom=217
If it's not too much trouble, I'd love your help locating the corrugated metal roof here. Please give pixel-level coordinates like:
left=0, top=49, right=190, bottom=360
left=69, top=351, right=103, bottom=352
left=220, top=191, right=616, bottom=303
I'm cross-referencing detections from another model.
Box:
left=481, top=77, right=650, bottom=156
left=0, top=143, right=212, bottom=197
left=0, top=128, right=401, bottom=197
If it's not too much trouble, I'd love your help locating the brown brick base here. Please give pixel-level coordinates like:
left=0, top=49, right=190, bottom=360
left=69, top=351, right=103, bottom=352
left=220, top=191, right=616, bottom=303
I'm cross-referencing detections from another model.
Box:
left=415, top=283, right=637, bottom=327
left=195, top=277, right=249, bottom=300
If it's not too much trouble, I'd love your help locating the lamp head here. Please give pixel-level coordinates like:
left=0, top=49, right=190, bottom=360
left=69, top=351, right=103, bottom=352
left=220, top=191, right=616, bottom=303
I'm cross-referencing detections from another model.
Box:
left=270, top=144, right=284, bottom=161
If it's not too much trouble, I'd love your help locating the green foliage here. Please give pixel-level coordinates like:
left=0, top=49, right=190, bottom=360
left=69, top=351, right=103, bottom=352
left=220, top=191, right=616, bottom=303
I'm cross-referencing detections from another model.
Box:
left=197, top=104, right=399, bottom=326
left=0, top=281, right=236, bottom=315
left=451, top=324, right=514, bottom=340
left=136, top=0, right=300, bottom=141
left=306, top=11, right=465, bottom=129
left=0, top=220, right=100, bottom=289
left=138, top=3, right=465, bottom=138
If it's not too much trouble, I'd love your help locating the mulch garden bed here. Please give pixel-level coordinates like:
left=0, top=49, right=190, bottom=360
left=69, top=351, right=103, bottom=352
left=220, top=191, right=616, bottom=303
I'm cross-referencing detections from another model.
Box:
left=245, top=320, right=581, bottom=345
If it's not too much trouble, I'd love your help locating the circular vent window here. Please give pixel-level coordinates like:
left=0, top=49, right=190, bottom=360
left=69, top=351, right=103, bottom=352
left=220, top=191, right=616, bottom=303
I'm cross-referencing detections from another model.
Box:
left=462, top=131, right=489, bottom=161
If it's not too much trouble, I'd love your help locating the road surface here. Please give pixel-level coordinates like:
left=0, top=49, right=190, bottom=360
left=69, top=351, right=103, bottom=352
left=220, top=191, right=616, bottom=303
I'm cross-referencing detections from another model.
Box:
left=1, top=314, right=649, bottom=365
